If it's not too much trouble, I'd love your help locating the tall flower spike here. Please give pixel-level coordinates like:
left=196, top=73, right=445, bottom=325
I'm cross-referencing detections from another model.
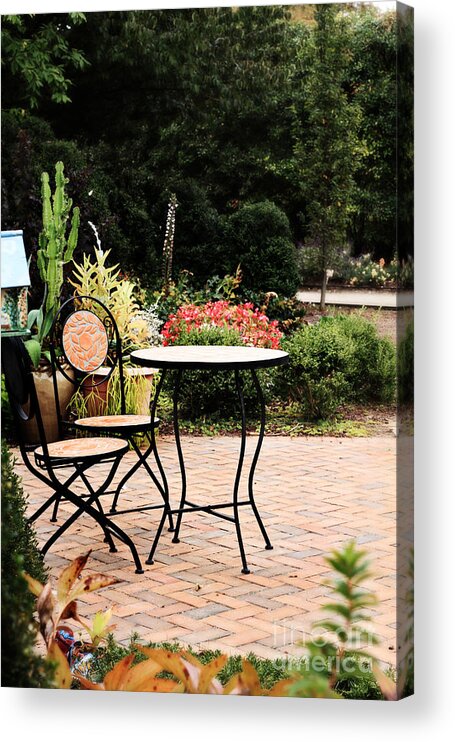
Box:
left=162, top=193, right=178, bottom=293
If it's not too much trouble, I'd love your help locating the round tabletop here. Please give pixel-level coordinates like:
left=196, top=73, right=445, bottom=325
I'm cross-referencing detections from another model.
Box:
left=131, top=345, right=289, bottom=371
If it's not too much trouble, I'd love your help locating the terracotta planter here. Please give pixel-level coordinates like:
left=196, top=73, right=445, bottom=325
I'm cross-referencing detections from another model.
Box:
left=23, top=366, right=75, bottom=444
left=82, top=366, right=157, bottom=418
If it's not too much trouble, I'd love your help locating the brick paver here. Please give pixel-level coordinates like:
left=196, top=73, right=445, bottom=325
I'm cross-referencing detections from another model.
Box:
left=14, top=434, right=401, bottom=666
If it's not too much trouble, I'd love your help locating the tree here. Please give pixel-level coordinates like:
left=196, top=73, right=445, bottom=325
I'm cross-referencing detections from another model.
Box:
left=1, top=13, right=88, bottom=110
left=347, top=7, right=398, bottom=259
left=1, top=6, right=400, bottom=293
left=295, top=5, right=360, bottom=309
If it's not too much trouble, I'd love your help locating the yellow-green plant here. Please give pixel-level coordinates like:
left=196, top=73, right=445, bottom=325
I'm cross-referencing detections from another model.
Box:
left=69, top=247, right=149, bottom=348
left=77, top=608, right=116, bottom=649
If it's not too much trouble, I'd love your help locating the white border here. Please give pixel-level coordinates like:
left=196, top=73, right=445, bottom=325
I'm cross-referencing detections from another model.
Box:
left=1, top=1, right=455, bottom=739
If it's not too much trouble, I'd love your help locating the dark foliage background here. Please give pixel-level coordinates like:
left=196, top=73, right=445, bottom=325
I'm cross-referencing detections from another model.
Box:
left=2, top=5, right=412, bottom=302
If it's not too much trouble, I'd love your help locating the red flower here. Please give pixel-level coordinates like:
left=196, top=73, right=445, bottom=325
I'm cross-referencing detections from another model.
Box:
left=161, top=300, right=283, bottom=349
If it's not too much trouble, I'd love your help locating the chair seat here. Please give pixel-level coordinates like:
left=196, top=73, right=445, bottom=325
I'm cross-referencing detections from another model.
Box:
left=73, top=414, right=159, bottom=432
left=34, top=436, right=129, bottom=465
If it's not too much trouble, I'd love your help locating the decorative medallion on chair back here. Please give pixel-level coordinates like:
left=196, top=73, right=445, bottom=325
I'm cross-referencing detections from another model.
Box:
left=62, top=309, right=109, bottom=373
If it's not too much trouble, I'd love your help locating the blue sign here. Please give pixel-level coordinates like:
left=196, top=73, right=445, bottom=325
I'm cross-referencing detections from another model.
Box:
left=1, top=230, right=31, bottom=288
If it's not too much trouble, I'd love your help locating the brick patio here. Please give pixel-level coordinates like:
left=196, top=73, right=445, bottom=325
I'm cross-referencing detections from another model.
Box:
left=15, top=433, right=400, bottom=666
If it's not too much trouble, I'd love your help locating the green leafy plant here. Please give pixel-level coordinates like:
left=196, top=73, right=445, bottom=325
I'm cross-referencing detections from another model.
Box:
left=26, top=161, right=80, bottom=367
left=1, top=13, right=88, bottom=109
left=259, top=293, right=307, bottom=335
left=277, top=315, right=396, bottom=419
left=1, top=440, right=52, bottom=688
left=147, top=266, right=244, bottom=329
left=223, top=201, right=299, bottom=297
left=285, top=541, right=397, bottom=699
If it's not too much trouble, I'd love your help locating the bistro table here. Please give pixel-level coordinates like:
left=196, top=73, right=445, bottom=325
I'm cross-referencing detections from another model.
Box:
left=130, top=345, right=289, bottom=574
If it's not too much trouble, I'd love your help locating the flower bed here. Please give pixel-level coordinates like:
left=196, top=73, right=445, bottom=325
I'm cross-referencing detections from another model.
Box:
left=161, top=300, right=283, bottom=349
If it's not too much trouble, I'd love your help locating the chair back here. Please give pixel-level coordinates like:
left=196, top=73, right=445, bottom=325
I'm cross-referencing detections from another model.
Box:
left=2, top=337, right=50, bottom=457
left=50, top=296, right=126, bottom=432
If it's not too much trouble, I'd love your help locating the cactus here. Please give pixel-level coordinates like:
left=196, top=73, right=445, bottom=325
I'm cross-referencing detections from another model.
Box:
left=37, top=161, right=80, bottom=317
left=25, top=161, right=80, bottom=365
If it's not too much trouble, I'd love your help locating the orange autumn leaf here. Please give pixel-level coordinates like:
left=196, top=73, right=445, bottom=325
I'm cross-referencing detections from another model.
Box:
left=196, top=655, right=228, bottom=694
left=68, top=573, right=120, bottom=601
left=76, top=655, right=181, bottom=693
left=223, top=659, right=263, bottom=696
left=48, top=641, right=72, bottom=690
left=135, top=646, right=192, bottom=688
left=57, top=552, right=91, bottom=603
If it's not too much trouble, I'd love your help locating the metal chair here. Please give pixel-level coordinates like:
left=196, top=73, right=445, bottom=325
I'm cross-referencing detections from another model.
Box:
left=49, top=295, right=174, bottom=531
left=2, top=336, right=144, bottom=573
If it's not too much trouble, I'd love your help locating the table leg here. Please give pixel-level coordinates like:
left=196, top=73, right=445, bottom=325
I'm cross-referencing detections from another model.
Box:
left=146, top=365, right=273, bottom=574
left=171, top=369, right=187, bottom=544
left=234, top=370, right=251, bottom=574
left=146, top=368, right=184, bottom=564
left=248, top=369, right=273, bottom=550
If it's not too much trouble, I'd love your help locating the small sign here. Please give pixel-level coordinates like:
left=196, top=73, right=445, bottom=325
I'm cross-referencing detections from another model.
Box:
left=1, top=230, right=30, bottom=333
left=1, top=230, right=31, bottom=289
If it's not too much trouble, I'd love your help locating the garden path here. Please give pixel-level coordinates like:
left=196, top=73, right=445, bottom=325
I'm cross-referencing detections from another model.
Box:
left=15, top=434, right=411, bottom=667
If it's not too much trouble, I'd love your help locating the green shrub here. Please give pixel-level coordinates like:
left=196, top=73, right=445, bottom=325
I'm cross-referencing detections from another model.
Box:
left=224, top=201, right=299, bottom=296
left=398, top=317, right=413, bottom=404
left=276, top=315, right=396, bottom=419
left=1, top=375, right=15, bottom=442
left=333, top=314, right=396, bottom=402
left=163, top=325, right=271, bottom=420
left=1, top=440, right=52, bottom=688
left=248, top=294, right=307, bottom=335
